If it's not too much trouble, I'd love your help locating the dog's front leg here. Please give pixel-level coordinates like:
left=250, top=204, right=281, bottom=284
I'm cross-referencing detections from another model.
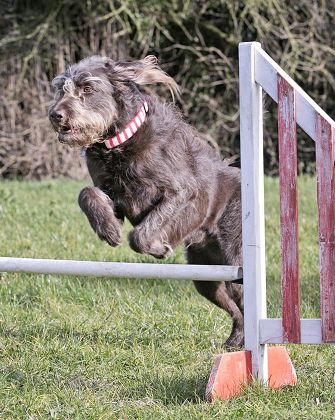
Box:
left=78, top=187, right=123, bottom=247
left=128, top=193, right=207, bottom=259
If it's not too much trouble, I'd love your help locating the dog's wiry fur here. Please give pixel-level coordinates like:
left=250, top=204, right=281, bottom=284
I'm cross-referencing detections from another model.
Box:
left=49, top=55, right=243, bottom=348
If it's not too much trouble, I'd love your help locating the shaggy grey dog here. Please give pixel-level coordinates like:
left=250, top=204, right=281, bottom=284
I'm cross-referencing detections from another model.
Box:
left=49, top=55, right=243, bottom=348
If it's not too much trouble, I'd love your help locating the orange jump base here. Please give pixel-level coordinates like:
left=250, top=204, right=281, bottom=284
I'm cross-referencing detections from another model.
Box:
left=205, top=346, right=297, bottom=401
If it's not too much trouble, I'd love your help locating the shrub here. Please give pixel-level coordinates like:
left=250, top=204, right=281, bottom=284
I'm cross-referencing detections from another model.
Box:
left=1, top=0, right=334, bottom=178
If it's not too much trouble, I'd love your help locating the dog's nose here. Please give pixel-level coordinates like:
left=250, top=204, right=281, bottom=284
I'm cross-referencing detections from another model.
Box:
left=50, top=110, right=64, bottom=122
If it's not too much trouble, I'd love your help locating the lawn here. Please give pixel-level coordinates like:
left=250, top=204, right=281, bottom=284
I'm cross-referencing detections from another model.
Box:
left=0, top=177, right=334, bottom=419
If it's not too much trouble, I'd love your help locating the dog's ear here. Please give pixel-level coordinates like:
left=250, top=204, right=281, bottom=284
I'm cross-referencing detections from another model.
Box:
left=108, top=56, right=180, bottom=101
left=51, top=74, right=66, bottom=90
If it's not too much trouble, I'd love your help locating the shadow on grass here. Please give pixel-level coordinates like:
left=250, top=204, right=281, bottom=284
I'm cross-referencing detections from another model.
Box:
left=127, top=371, right=209, bottom=405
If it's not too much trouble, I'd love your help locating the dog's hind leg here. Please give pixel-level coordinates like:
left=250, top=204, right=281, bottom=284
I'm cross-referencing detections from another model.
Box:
left=194, top=281, right=244, bottom=349
left=78, top=186, right=123, bottom=247
left=186, top=239, right=244, bottom=349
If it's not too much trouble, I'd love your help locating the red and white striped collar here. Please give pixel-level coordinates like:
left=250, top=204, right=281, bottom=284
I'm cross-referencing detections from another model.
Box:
left=104, top=101, right=149, bottom=149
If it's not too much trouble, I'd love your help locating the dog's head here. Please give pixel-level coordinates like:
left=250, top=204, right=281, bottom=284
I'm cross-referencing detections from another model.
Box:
left=49, top=56, right=179, bottom=147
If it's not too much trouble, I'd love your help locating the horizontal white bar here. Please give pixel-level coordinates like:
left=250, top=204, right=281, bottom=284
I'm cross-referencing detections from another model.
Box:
left=259, top=318, right=330, bottom=344
left=0, top=257, right=243, bottom=282
left=254, top=45, right=335, bottom=141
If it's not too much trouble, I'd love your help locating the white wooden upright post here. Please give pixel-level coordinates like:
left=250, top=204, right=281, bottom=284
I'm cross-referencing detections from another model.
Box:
left=239, top=42, right=268, bottom=383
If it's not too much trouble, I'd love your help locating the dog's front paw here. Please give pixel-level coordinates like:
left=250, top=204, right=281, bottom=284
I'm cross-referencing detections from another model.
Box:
left=96, top=219, right=122, bottom=247
left=149, top=239, right=173, bottom=259
left=128, top=229, right=173, bottom=259
left=79, top=187, right=122, bottom=247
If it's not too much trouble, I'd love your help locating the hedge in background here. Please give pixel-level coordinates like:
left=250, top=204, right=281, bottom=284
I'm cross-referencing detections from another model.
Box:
left=1, top=0, right=334, bottom=178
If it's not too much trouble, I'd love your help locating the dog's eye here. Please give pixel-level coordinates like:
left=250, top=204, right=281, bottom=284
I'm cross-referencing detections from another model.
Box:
left=83, top=86, right=93, bottom=93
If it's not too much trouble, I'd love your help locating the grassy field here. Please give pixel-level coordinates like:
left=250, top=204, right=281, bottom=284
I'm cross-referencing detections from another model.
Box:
left=0, top=177, right=334, bottom=419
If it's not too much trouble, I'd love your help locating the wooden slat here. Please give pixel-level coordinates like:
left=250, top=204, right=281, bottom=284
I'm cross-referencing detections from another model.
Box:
left=277, top=75, right=301, bottom=343
left=315, top=115, right=335, bottom=343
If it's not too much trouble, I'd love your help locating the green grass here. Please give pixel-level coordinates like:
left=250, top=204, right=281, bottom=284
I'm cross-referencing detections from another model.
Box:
left=0, top=177, right=334, bottom=419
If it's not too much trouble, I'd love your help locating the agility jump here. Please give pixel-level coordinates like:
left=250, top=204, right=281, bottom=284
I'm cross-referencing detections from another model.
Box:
left=205, top=41, right=335, bottom=401
left=0, top=42, right=334, bottom=401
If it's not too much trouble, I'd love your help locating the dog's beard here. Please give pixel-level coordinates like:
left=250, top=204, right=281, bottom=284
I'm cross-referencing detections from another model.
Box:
left=51, top=108, right=117, bottom=148
left=50, top=99, right=117, bottom=147
left=57, top=129, right=101, bottom=147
